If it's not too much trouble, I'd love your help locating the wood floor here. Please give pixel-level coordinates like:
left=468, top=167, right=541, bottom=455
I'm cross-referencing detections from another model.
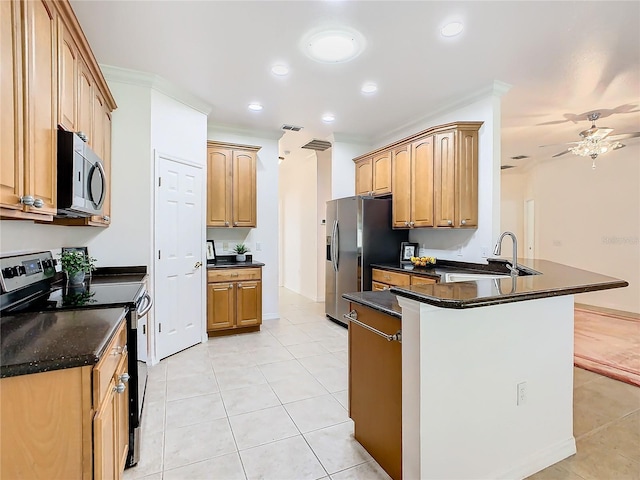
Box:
left=574, top=305, right=640, bottom=387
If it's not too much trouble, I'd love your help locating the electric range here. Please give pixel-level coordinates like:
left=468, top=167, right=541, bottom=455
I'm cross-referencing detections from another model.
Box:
left=0, top=251, right=152, bottom=468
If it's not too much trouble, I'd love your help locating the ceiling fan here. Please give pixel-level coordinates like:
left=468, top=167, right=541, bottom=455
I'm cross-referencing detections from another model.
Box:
left=541, top=112, right=640, bottom=167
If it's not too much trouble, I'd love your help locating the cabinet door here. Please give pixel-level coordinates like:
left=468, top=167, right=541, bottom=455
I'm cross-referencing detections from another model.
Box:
left=92, top=90, right=105, bottom=158
left=57, top=17, right=77, bottom=132
left=77, top=60, right=93, bottom=143
left=116, top=355, right=129, bottom=474
left=0, top=0, right=23, bottom=210
left=411, top=275, right=437, bottom=285
left=355, top=158, right=373, bottom=196
left=372, top=281, right=389, bottom=291
left=207, top=282, right=235, bottom=330
left=455, top=129, right=478, bottom=227
left=372, top=151, right=391, bottom=195
left=236, top=280, right=262, bottom=327
left=207, top=148, right=232, bottom=227
left=101, top=109, right=112, bottom=225
left=391, top=144, right=411, bottom=228
left=94, top=381, right=117, bottom=480
left=232, top=149, right=256, bottom=227
left=433, top=131, right=456, bottom=227
left=411, top=135, right=435, bottom=227
left=24, top=0, right=57, bottom=215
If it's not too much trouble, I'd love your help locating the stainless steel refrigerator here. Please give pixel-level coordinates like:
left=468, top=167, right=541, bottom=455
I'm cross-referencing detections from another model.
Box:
left=325, top=196, right=408, bottom=326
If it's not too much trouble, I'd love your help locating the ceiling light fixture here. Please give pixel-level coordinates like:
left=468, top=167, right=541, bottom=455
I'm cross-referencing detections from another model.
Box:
left=322, top=113, right=335, bottom=123
left=271, top=64, right=289, bottom=76
left=441, top=22, right=464, bottom=37
left=302, top=27, right=365, bottom=63
left=248, top=103, right=263, bottom=111
left=568, top=138, right=623, bottom=169
left=361, top=82, right=378, bottom=94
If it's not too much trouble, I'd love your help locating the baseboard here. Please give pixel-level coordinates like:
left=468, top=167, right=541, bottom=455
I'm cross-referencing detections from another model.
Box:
left=575, top=303, right=639, bottom=320
left=262, top=313, right=280, bottom=321
left=493, top=437, right=576, bottom=480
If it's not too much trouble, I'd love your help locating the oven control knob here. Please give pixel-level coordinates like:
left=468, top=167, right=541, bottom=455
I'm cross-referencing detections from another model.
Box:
left=2, top=267, right=16, bottom=279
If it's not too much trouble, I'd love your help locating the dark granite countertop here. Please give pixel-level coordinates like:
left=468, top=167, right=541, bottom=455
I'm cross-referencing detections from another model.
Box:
left=390, top=258, right=628, bottom=309
left=90, top=266, right=148, bottom=285
left=207, top=261, right=265, bottom=269
left=343, top=291, right=402, bottom=319
left=1, top=307, right=127, bottom=378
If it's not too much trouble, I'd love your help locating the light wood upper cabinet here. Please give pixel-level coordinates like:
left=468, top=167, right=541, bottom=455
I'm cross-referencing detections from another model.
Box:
left=355, top=157, right=373, bottom=196
left=372, top=151, right=392, bottom=195
left=0, top=0, right=24, bottom=213
left=357, top=122, right=481, bottom=229
left=355, top=153, right=391, bottom=197
left=434, top=127, right=478, bottom=228
left=207, top=142, right=259, bottom=228
left=77, top=59, right=94, bottom=141
left=58, top=16, right=77, bottom=132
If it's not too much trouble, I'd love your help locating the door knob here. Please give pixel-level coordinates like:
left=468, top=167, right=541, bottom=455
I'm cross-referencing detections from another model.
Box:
left=194, top=261, right=202, bottom=268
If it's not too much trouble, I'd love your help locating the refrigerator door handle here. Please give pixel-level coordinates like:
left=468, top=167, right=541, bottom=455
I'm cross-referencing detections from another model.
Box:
left=331, top=220, right=338, bottom=272
left=334, top=221, right=340, bottom=271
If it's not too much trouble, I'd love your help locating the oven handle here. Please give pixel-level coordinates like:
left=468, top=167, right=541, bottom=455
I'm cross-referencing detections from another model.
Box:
left=136, top=292, right=153, bottom=317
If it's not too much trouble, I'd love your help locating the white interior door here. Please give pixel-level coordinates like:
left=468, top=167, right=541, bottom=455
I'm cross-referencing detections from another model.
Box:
left=524, top=199, right=535, bottom=259
left=155, top=153, right=204, bottom=360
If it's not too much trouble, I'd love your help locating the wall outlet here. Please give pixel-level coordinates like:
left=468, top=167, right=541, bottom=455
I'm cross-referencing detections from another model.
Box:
left=256, top=242, right=262, bottom=251
left=517, top=382, right=527, bottom=406
left=223, top=242, right=229, bottom=252
left=457, top=246, right=463, bottom=257
left=481, top=246, right=490, bottom=258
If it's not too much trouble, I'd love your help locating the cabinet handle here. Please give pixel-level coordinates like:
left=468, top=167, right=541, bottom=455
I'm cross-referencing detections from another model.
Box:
left=119, top=372, right=130, bottom=383
left=343, top=310, right=402, bottom=342
left=233, top=222, right=238, bottom=226
left=231, top=273, right=239, bottom=277
left=33, top=198, right=44, bottom=208
left=238, top=283, right=242, bottom=288
left=19, top=195, right=35, bottom=206
left=228, top=284, right=233, bottom=289
left=112, top=345, right=123, bottom=356
left=114, top=382, right=126, bottom=394
left=447, top=219, right=453, bottom=226
left=409, top=221, right=415, bottom=227
left=224, top=221, right=229, bottom=227
left=103, top=215, right=110, bottom=222
left=461, top=219, right=469, bottom=226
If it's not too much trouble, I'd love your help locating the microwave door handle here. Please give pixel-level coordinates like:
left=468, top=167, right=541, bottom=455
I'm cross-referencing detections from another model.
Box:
left=87, top=161, right=106, bottom=209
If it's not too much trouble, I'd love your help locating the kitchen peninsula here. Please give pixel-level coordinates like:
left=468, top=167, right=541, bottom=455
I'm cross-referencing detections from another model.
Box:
left=343, top=259, right=628, bottom=480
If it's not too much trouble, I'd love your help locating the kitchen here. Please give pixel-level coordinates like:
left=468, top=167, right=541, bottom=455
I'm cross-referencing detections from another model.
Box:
left=1, top=1, right=639, bottom=479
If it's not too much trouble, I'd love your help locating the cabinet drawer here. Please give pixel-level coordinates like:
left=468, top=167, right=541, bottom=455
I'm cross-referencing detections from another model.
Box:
left=372, top=281, right=390, bottom=291
left=372, top=269, right=410, bottom=286
left=93, top=320, right=127, bottom=407
left=208, top=268, right=261, bottom=283
left=411, top=275, right=437, bottom=285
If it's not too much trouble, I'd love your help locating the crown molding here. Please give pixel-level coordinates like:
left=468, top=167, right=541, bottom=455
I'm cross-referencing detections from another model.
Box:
left=100, top=65, right=212, bottom=115
left=379, top=80, right=513, bottom=142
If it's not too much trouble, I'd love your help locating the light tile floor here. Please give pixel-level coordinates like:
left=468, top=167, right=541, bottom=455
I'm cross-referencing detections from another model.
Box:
left=125, top=288, right=640, bottom=480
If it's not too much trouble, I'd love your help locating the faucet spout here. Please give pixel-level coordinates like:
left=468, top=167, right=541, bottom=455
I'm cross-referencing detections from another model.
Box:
left=493, top=231, right=519, bottom=276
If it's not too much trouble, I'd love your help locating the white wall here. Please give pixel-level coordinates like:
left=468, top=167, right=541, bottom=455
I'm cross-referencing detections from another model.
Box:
left=316, top=150, right=332, bottom=301
left=207, top=126, right=280, bottom=319
left=502, top=144, right=640, bottom=313
left=500, top=170, right=527, bottom=258
left=373, top=90, right=505, bottom=263
left=328, top=135, right=371, bottom=199
left=278, top=148, right=318, bottom=300
left=0, top=82, right=153, bottom=268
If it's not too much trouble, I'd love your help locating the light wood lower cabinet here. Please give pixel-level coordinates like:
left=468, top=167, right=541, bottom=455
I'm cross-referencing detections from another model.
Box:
left=0, top=320, right=129, bottom=480
left=372, top=268, right=438, bottom=290
left=349, top=302, right=401, bottom=480
left=207, top=267, right=262, bottom=334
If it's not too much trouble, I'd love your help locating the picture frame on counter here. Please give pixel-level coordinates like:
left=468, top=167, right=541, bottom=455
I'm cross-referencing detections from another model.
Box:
left=400, top=242, right=419, bottom=264
left=206, top=241, right=216, bottom=262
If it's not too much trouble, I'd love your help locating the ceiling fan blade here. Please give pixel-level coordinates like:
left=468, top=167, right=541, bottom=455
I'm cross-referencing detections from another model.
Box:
left=613, top=143, right=626, bottom=151
left=552, top=149, right=573, bottom=158
left=608, top=132, right=640, bottom=141
left=580, top=126, right=614, bottom=140
left=539, top=141, right=580, bottom=148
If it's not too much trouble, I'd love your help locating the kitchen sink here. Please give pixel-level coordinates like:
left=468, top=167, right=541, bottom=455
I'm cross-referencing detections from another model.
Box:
left=443, top=272, right=511, bottom=283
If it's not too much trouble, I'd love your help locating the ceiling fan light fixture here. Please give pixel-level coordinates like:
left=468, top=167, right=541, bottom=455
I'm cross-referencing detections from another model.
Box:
left=568, top=138, right=622, bottom=158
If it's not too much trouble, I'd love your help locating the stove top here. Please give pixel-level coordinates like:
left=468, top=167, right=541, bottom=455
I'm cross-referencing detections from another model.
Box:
left=3, top=282, right=144, bottom=315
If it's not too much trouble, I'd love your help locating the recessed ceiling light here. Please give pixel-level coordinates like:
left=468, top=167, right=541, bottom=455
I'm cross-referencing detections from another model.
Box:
left=302, top=27, right=365, bottom=63
left=248, top=103, right=263, bottom=111
left=322, top=113, right=335, bottom=123
left=361, top=82, right=378, bottom=94
left=441, top=22, right=464, bottom=37
left=271, top=64, right=289, bottom=76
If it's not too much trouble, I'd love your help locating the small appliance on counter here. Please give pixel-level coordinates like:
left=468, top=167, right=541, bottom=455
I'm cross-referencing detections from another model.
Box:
left=0, top=250, right=151, bottom=468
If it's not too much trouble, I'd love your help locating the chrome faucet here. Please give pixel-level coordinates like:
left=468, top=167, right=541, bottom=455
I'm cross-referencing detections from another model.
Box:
left=493, top=231, right=519, bottom=276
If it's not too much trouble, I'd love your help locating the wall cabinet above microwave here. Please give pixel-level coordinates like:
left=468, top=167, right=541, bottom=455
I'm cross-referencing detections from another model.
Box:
left=206, top=141, right=260, bottom=228
left=0, top=0, right=116, bottom=226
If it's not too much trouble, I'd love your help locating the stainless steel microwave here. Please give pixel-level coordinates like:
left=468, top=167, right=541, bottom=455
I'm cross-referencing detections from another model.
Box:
left=56, top=130, right=106, bottom=218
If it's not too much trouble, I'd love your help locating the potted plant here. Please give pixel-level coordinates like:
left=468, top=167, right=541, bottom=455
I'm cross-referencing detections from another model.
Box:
left=233, top=243, right=249, bottom=262
left=59, top=250, right=97, bottom=285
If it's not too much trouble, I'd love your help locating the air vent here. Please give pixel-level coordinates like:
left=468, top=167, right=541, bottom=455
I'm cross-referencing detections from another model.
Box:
left=501, top=165, right=516, bottom=170
left=301, top=139, right=332, bottom=151
left=281, top=124, right=303, bottom=132
left=510, top=155, right=529, bottom=160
